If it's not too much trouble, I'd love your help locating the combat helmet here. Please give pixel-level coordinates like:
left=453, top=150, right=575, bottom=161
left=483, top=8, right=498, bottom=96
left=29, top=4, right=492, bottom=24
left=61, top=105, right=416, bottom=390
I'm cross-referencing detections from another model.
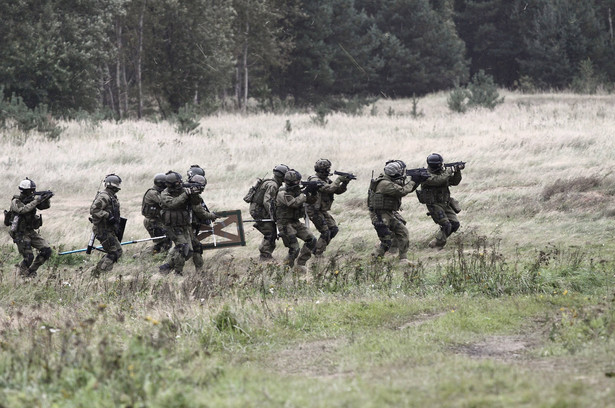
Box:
left=273, top=164, right=290, bottom=179
left=154, top=173, right=166, bottom=189
left=187, top=165, right=205, bottom=179
left=284, top=169, right=302, bottom=187
left=314, top=159, right=332, bottom=175
left=18, top=178, right=36, bottom=192
left=190, top=174, right=207, bottom=190
left=384, top=161, right=404, bottom=179
left=427, top=153, right=444, bottom=171
left=165, top=171, right=182, bottom=188
left=104, top=174, right=122, bottom=190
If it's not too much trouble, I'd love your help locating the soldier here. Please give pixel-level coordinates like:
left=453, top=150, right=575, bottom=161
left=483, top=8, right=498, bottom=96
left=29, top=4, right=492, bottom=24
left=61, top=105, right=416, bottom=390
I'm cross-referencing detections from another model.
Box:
left=275, top=170, right=317, bottom=272
left=305, top=159, right=351, bottom=257
left=367, top=161, right=416, bottom=263
left=142, top=173, right=172, bottom=254
left=248, top=164, right=289, bottom=262
left=416, top=153, right=463, bottom=249
left=158, top=171, right=195, bottom=275
left=7, top=178, right=53, bottom=278
left=89, top=174, right=123, bottom=277
left=187, top=173, right=219, bottom=274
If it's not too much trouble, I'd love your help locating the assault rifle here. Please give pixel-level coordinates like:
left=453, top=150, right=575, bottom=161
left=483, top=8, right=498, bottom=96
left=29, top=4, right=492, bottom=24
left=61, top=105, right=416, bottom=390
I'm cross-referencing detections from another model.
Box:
left=333, top=171, right=357, bottom=180
left=444, top=161, right=466, bottom=170
left=23, top=190, right=54, bottom=204
left=405, top=168, right=431, bottom=184
left=183, top=182, right=205, bottom=194
left=301, top=180, right=325, bottom=195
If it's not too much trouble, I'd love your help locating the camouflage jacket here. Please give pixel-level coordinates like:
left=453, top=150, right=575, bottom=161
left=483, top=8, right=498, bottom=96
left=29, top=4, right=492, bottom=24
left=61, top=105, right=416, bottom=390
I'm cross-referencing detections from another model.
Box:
left=368, top=174, right=415, bottom=212
left=306, top=174, right=347, bottom=211
left=275, top=185, right=307, bottom=221
left=249, top=175, right=283, bottom=219
left=141, top=186, right=164, bottom=219
left=10, top=194, right=45, bottom=231
left=417, top=168, right=462, bottom=205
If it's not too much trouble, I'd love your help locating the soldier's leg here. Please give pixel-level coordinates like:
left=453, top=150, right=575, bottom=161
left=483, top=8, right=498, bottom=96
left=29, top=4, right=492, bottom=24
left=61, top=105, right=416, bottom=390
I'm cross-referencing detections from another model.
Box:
left=256, top=222, right=277, bottom=260
left=278, top=223, right=300, bottom=267
left=445, top=206, right=460, bottom=236
left=427, top=204, right=451, bottom=248
left=389, top=218, right=410, bottom=260
left=12, top=232, right=34, bottom=275
left=370, top=211, right=393, bottom=257
left=28, top=232, right=52, bottom=274
left=94, top=231, right=123, bottom=276
left=192, top=234, right=204, bottom=272
left=296, top=223, right=317, bottom=266
left=308, top=210, right=330, bottom=256
left=169, top=227, right=192, bottom=275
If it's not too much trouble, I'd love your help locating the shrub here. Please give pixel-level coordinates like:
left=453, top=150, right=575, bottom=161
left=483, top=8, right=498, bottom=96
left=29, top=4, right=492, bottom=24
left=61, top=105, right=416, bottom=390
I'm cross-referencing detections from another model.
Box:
left=0, top=88, right=64, bottom=140
left=447, top=85, right=469, bottom=113
left=173, top=103, right=201, bottom=135
left=467, top=70, right=504, bottom=110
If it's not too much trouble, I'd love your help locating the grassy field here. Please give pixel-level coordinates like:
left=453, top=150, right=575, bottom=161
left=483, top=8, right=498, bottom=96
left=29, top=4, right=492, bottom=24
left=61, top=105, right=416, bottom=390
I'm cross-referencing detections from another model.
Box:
left=1, top=91, right=615, bottom=406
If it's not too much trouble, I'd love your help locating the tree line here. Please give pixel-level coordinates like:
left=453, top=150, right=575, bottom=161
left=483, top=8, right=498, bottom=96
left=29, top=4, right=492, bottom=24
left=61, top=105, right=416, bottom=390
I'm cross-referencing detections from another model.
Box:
left=1, top=0, right=614, bottom=119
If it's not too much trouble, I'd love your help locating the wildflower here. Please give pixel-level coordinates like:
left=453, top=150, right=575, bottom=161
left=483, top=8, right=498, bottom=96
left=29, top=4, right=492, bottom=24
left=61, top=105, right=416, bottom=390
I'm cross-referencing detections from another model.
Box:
left=49, top=328, right=60, bottom=334
left=335, top=270, right=339, bottom=275
left=563, top=290, right=568, bottom=296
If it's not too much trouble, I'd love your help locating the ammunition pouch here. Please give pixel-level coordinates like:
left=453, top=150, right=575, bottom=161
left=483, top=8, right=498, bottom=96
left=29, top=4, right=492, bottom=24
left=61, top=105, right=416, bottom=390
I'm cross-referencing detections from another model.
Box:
left=449, top=197, right=462, bottom=214
left=3, top=210, right=12, bottom=227
left=142, top=204, right=160, bottom=218
left=368, top=192, right=400, bottom=211
left=417, top=187, right=450, bottom=205
left=162, top=209, right=191, bottom=227
left=32, top=215, right=43, bottom=229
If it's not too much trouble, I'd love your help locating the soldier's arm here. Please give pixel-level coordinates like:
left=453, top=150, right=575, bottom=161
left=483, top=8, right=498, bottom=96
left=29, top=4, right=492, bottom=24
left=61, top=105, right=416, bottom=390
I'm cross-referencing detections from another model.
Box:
left=449, top=168, right=462, bottom=186
left=161, top=191, right=190, bottom=209
left=193, top=201, right=217, bottom=222
left=262, top=182, right=277, bottom=217
left=90, top=194, right=110, bottom=222
left=145, top=189, right=162, bottom=205
left=277, top=190, right=306, bottom=208
left=378, top=180, right=416, bottom=197
left=313, top=175, right=345, bottom=194
left=11, top=197, right=41, bottom=214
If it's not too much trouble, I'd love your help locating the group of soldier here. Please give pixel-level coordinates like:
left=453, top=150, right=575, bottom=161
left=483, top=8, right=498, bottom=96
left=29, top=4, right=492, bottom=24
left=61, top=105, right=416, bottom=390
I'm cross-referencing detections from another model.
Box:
left=4, top=154, right=464, bottom=279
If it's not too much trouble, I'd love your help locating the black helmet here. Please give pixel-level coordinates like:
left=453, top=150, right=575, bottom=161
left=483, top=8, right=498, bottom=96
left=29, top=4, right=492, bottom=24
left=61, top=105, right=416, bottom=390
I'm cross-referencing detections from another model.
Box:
left=284, top=169, right=302, bottom=186
left=18, top=178, right=36, bottom=192
left=104, top=174, right=122, bottom=190
left=191, top=174, right=207, bottom=188
left=427, top=153, right=443, bottom=171
left=384, top=161, right=404, bottom=179
left=165, top=171, right=182, bottom=188
left=187, top=165, right=205, bottom=179
left=273, top=164, right=290, bottom=178
left=154, top=173, right=166, bottom=188
left=314, top=159, right=332, bottom=174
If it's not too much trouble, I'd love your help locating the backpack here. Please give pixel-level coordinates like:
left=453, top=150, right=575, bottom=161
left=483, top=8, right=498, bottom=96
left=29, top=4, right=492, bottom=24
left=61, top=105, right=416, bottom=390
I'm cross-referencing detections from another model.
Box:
left=243, top=178, right=265, bottom=203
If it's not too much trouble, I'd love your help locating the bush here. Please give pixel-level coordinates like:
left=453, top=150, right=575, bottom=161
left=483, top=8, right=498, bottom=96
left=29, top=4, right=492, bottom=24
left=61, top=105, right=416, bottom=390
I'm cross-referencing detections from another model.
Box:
left=447, top=71, right=503, bottom=113
left=447, top=85, right=469, bottom=113
left=571, top=58, right=600, bottom=94
left=173, top=104, right=201, bottom=135
left=0, top=88, right=64, bottom=140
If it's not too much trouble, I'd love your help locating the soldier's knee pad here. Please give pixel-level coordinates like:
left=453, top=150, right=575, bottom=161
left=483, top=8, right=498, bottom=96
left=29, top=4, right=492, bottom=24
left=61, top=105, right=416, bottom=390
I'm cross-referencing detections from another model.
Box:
left=380, top=240, right=392, bottom=252
left=24, top=253, right=35, bottom=267
left=440, top=222, right=452, bottom=237
left=283, top=234, right=298, bottom=247
left=329, top=226, right=339, bottom=239
left=288, top=247, right=300, bottom=260
left=450, top=221, right=460, bottom=234
left=40, top=247, right=52, bottom=260
left=319, top=230, right=331, bottom=244
left=177, top=244, right=191, bottom=259
left=306, top=237, right=317, bottom=250
left=193, top=242, right=204, bottom=254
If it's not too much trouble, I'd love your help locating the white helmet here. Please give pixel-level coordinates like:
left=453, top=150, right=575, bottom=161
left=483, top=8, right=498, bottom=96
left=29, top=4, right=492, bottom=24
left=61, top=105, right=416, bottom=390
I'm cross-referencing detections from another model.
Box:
left=104, top=174, right=122, bottom=190
left=19, top=178, right=36, bottom=191
left=384, top=161, right=404, bottom=179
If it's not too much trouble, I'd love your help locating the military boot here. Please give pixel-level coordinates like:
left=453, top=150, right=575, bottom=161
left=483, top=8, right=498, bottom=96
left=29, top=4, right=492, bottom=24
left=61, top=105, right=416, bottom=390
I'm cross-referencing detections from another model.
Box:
left=159, top=263, right=172, bottom=275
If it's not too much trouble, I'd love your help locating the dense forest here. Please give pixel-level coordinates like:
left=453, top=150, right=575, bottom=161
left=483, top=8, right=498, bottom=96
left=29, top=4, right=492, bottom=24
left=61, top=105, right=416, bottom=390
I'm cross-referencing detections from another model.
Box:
left=1, top=0, right=615, bottom=118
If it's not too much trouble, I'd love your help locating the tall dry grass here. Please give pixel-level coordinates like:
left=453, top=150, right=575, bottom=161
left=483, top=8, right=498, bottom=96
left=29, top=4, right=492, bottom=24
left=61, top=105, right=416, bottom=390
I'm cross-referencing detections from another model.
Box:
left=1, top=91, right=615, bottom=263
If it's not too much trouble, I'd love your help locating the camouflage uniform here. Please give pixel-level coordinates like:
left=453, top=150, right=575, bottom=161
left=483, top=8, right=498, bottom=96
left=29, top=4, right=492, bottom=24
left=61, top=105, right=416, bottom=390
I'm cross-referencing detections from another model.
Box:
left=160, top=188, right=193, bottom=275
left=417, top=167, right=462, bottom=248
left=368, top=174, right=416, bottom=260
left=275, top=185, right=316, bottom=267
left=249, top=173, right=284, bottom=260
left=305, top=174, right=349, bottom=255
left=90, top=187, right=122, bottom=275
left=9, top=193, right=52, bottom=276
left=142, top=185, right=171, bottom=253
left=191, top=196, right=217, bottom=272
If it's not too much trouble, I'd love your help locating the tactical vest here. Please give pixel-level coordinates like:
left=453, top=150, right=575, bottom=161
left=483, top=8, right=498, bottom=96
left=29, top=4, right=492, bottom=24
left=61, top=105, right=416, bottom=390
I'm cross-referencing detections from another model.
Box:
left=10, top=195, right=41, bottom=230
left=417, top=185, right=450, bottom=205
left=141, top=188, right=162, bottom=218
left=161, top=191, right=191, bottom=227
left=275, top=189, right=305, bottom=220
left=367, top=177, right=402, bottom=211
left=253, top=179, right=274, bottom=206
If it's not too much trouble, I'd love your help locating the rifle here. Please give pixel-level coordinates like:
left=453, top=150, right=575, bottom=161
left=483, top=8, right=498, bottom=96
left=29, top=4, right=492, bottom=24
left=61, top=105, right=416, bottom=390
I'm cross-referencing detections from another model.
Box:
left=182, top=182, right=205, bottom=194
left=444, top=161, right=466, bottom=170
left=406, top=168, right=431, bottom=184
left=22, top=190, right=54, bottom=204
left=333, top=171, right=357, bottom=180
left=301, top=180, right=324, bottom=195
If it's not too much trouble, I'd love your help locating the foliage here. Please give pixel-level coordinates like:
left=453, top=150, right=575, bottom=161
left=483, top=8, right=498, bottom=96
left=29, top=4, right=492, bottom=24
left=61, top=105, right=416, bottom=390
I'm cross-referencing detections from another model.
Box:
left=447, top=84, right=470, bottom=113
left=0, top=89, right=64, bottom=140
left=571, top=58, right=600, bottom=94
left=173, top=104, right=201, bottom=135
left=447, top=70, right=503, bottom=112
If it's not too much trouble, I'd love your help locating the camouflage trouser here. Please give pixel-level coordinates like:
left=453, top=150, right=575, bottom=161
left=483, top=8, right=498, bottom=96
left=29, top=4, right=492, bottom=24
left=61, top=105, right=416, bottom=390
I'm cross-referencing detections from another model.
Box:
left=143, top=217, right=171, bottom=252
left=93, top=227, right=123, bottom=273
left=427, top=203, right=460, bottom=246
left=277, top=220, right=316, bottom=267
left=10, top=229, right=52, bottom=273
left=306, top=208, right=338, bottom=256
left=163, top=225, right=193, bottom=274
left=253, top=221, right=277, bottom=258
left=369, top=210, right=409, bottom=259
left=191, top=227, right=204, bottom=271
